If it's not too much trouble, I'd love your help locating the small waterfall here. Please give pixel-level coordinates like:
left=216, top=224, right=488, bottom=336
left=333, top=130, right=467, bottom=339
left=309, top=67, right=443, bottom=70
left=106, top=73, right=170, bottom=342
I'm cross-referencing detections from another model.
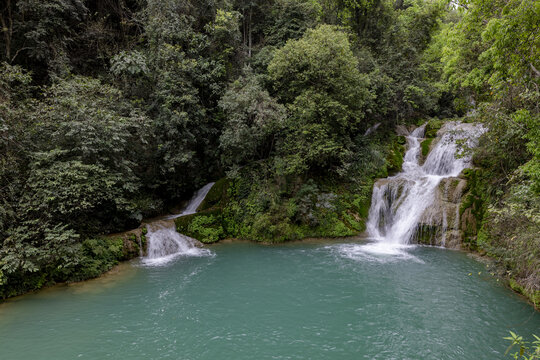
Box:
left=364, top=122, right=484, bottom=254
left=164, top=182, right=216, bottom=219
left=142, top=183, right=215, bottom=265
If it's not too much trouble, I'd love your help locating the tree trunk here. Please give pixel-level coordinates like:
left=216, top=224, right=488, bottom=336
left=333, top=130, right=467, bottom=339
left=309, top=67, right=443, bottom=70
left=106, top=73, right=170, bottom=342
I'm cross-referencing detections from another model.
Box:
left=0, top=0, right=12, bottom=62
left=248, top=7, right=252, bottom=58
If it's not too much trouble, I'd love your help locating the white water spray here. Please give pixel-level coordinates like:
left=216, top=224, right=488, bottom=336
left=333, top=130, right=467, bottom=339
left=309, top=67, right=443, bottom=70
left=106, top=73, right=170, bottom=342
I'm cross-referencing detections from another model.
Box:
left=143, top=183, right=215, bottom=265
left=363, top=122, right=484, bottom=256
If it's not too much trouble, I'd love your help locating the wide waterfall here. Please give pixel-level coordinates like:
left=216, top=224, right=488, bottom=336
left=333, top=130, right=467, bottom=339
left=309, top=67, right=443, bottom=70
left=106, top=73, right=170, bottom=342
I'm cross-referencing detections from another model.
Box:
left=143, top=183, right=215, bottom=265
left=364, top=122, right=484, bottom=254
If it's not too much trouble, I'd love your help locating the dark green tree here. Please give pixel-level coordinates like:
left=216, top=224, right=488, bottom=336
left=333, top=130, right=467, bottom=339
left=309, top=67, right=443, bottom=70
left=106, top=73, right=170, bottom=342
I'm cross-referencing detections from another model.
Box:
left=268, top=25, right=373, bottom=174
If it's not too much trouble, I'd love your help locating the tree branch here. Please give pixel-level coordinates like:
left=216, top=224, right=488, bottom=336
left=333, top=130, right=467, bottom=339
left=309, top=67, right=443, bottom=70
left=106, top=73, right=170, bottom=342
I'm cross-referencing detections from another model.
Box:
left=530, top=62, right=540, bottom=78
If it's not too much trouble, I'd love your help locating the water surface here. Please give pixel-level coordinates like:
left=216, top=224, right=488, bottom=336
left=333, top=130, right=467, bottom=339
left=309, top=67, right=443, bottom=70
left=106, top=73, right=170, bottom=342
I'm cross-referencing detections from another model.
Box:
left=0, top=240, right=538, bottom=360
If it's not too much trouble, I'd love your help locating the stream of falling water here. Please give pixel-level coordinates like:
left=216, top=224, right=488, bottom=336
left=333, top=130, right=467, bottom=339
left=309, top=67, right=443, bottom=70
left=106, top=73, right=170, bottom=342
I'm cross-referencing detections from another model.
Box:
left=143, top=183, right=215, bottom=265
left=361, top=122, right=484, bottom=257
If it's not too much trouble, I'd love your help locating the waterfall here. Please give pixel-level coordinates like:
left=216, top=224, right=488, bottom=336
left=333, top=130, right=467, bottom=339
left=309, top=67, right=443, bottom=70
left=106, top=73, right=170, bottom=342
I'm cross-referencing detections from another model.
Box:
left=142, top=183, right=215, bottom=265
left=364, top=122, right=484, bottom=254
left=162, top=182, right=216, bottom=219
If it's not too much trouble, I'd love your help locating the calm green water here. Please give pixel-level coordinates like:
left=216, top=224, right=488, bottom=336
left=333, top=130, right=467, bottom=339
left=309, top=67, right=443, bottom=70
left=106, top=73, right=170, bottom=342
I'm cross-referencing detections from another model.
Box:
left=0, top=240, right=538, bottom=359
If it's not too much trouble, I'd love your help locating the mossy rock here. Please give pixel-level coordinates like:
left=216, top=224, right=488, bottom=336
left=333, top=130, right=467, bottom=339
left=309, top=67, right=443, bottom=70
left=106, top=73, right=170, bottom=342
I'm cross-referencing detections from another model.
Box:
left=424, top=119, right=443, bottom=138
left=106, top=227, right=147, bottom=259
left=197, top=178, right=230, bottom=212
left=415, top=225, right=438, bottom=245
left=421, top=137, right=434, bottom=157
left=187, top=215, right=224, bottom=243
left=124, top=234, right=140, bottom=259
left=386, top=141, right=405, bottom=176
left=509, top=278, right=540, bottom=309
left=175, top=208, right=225, bottom=243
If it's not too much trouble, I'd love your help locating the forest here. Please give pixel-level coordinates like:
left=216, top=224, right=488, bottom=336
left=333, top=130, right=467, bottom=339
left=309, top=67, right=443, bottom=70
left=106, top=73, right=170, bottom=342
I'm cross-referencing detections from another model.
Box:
left=0, top=0, right=538, bottom=312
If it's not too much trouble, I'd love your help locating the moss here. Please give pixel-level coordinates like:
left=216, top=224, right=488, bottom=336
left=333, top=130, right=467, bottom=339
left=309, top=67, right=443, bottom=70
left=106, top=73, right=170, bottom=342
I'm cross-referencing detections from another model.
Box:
left=386, top=141, right=405, bottom=176
left=125, top=234, right=140, bottom=258
left=509, top=278, right=540, bottom=309
left=197, top=178, right=230, bottom=211
left=175, top=212, right=197, bottom=232
left=424, top=118, right=443, bottom=138
left=415, top=224, right=440, bottom=245
left=175, top=208, right=225, bottom=243
left=187, top=215, right=224, bottom=243
left=421, top=137, right=434, bottom=157
left=459, top=169, right=486, bottom=246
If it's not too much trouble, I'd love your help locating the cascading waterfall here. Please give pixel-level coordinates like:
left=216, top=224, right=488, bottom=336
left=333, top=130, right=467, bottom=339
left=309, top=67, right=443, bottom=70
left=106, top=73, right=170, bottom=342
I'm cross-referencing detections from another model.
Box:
left=143, top=183, right=215, bottom=265
left=364, top=122, right=484, bottom=254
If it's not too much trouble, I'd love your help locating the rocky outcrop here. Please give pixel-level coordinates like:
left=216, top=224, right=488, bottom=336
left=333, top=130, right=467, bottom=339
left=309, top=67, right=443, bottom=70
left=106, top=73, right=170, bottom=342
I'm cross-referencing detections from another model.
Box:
left=416, top=176, right=468, bottom=248
left=108, top=227, right=148, bottom=258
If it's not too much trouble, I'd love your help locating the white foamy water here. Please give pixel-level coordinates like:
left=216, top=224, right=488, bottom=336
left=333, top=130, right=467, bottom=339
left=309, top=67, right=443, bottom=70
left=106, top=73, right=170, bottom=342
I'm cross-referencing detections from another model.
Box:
left=328, top=243, right=423, bottom=263
left=359, top=122, right=484, bottom=258
left=142, top=183, right=215, bottom=265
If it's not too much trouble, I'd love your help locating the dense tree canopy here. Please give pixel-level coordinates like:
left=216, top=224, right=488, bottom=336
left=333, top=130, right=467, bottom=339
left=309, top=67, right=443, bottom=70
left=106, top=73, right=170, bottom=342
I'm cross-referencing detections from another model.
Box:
left=269, top=25, right=373, bottom=173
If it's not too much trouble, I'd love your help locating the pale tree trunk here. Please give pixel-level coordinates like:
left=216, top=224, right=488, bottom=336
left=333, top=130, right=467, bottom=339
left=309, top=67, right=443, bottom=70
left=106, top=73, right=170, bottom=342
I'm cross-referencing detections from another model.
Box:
left=248, top=7, right=252, bottom=58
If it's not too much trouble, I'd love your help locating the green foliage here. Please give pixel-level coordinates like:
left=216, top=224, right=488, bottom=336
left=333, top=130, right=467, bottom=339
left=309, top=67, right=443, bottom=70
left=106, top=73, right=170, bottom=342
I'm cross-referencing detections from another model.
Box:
left=175, top=209, right=225, bottom=243
left=173, top=136, right=393, bottom=244
left=440, top=0, right=539, bottom=110
left=269, top=24, right=371, bottom=109
left=205, top=9, right=242, bottom=64
left=0, top=62, right=32, bottom=102
left=134, top=0, right=231, bottom=199
left=505, top=332, right=540, bottom=360
left=188, top=216, right=224, bottom=243
left=263, top=0, right=320, bottom=46
left=73, top=237, right=125, bottom=281
left=517, top=110, right=540, bottom=194
left=219, top=68, right=286, bottom=167
left=0, top=75, right=151, bottom=297
left=198, top=178, right=230, bottom=212
left=421, top=138, right=433, bottom=157
left=110, top=51, right=149, bottom=77
left=0, top=63, right=33, bottom=241
left=268, top=24, right=373, bottom=174
left=4, top=0, right=88, bottom=76
left=460, top=165, right=539, bottom=307
left=386, top=139, right=405, bottom=176
left=24, top=76, right=151, bottom=231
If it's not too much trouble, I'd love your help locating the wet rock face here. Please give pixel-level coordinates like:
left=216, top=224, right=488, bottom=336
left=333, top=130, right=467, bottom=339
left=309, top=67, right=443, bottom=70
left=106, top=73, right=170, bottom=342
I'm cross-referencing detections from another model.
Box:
left=440, top=177, right=467, bottom=203
left=395, top=124, right=415, bottom=136
left=415, top=177, right=468, bottom=249
left=369, top=121, right=484, bottom=249
left=411, top=123, right=485, bottom=249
